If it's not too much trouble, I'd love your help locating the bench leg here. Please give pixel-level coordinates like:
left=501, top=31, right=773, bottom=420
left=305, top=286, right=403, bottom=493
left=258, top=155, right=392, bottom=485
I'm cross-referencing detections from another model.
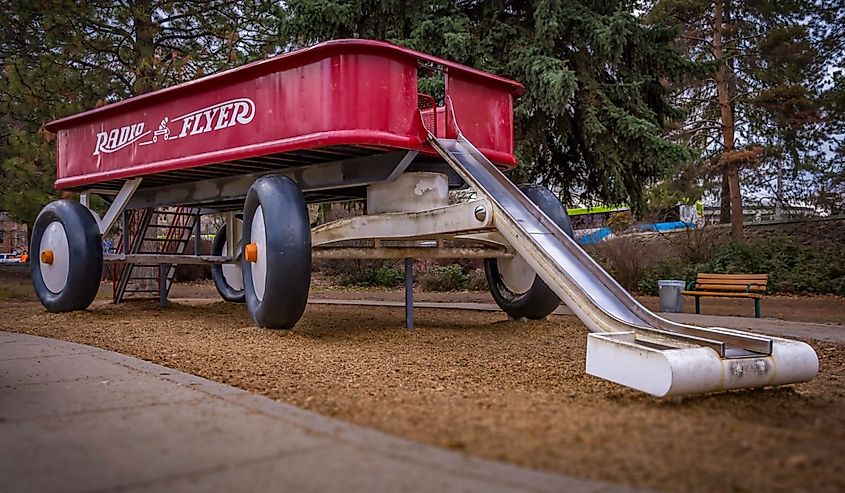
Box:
left=695, top=296, right=700, bottom=315
left=754, top=298, right=761, bottom=318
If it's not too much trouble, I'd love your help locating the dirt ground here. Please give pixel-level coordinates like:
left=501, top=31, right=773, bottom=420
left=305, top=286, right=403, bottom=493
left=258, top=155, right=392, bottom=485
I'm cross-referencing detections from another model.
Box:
left=2, top=269, right=844, bottom=492
left=6, top=265, right=840, bottom=326
left=172, top=278, right=845, bottom=326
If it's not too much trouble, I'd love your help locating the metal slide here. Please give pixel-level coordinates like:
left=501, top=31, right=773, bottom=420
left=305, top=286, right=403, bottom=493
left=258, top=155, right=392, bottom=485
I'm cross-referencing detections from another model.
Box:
left=430, top=134, right=819, bottom=397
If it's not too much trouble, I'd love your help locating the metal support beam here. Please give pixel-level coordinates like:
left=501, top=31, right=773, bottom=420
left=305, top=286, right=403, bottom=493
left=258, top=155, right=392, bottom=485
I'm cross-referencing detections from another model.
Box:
left=311, top=199, right=494, bottom=247
left=121, top=210, right=130, bottom=253
left=105, top=253, right=232, bottom=265
left=84, top=178, right=142, bottom=235
left=405, top=257, right=414, bottom=330
left=126, top=151, right=417, bottom=210
left=194, top=210, right=201, bottom=256
left=225, top=211, right=236, bottom=259
left=312, top=246, right=510, bottom=260
left=158, top=264, right=167, bottom=308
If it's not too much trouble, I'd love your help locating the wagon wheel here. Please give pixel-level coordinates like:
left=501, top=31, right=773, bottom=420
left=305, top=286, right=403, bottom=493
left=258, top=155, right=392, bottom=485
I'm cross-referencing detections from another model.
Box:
left=484, top=184, right=573, bottom=320
left=30, top=200, right=102, bottom=312
left=242, top=175, right=311, bottom=329
left=211, top=219, right=245, bottom=303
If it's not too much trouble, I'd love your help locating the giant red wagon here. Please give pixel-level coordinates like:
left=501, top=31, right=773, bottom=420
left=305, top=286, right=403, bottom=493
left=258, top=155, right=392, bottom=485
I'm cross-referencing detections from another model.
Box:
left=31, top=39, right=819, bottom=398
left=46, top=39, right=523, bottom=193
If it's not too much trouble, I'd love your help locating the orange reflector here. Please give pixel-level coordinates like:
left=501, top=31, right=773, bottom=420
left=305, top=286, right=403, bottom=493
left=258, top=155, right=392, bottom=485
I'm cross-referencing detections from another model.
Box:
left=41, top=250, right=54, bottom=265
left=244, top=243, right=258, bottom=262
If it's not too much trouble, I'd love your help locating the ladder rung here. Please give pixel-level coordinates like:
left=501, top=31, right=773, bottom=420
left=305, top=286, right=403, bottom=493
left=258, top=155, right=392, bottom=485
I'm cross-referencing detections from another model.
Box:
left=147, top=225, right=195, bottom=230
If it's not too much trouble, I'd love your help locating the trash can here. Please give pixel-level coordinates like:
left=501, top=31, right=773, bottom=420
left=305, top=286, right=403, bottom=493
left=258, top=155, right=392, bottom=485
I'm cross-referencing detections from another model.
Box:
left=657, top=280, right=686, bottom=313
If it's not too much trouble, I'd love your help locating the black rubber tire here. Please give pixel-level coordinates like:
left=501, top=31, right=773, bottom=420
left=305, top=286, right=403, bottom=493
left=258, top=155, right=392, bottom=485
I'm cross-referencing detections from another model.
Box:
left=484, top=184, right=573, bottom=320
left=211, top=222, right=246, bottom=303
left=30, top=200, right=102, bottom=312
left=242, top=175, right=311, bottom=329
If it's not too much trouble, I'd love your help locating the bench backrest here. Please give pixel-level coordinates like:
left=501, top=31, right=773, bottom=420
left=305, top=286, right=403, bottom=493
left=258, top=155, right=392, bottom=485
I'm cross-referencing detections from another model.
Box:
left=694, top=273, right=768, bottom=292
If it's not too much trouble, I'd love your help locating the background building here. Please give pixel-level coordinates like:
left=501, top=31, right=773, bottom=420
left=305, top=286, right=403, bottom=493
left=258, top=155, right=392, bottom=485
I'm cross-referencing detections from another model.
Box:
left=0, top=212, right=28, bottom=254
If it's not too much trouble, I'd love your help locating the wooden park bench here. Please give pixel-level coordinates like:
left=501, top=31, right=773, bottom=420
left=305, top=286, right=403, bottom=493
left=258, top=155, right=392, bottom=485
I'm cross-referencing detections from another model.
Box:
left=681, top=273, right=769, bottom=318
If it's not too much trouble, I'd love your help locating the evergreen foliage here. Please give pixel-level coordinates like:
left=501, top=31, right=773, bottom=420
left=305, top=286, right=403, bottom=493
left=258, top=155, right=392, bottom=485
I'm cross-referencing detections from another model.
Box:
left=0, top=1, right=277, bottom=226
left=279, top=0, right=694, bottom=214
left=1, top=0, right=841, bottom=229
left=650, top=0, right=845, bottom=223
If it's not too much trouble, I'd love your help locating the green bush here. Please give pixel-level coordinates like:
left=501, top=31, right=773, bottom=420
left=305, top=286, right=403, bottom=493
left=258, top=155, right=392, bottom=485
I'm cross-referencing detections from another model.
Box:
left=638, top=237, right=845, bottom=296
left=700, top=238, right=845, bottom=295
left=338, top=261, right=404, bottom=288
left=418, top=264, right=468, bottom=291
left=465, top=268, right=489, bottom=291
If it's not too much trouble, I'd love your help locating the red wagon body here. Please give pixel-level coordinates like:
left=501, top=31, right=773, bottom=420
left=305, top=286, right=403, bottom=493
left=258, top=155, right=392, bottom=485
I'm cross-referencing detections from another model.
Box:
left=45, top=39, right=524, bottom=192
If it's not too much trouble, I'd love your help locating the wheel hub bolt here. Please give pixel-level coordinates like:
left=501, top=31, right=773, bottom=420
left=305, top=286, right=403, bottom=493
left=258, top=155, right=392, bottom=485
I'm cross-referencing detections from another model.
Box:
left=41, top=250, right=54, bottom=265
left=244, top=243, right=258, bottom=263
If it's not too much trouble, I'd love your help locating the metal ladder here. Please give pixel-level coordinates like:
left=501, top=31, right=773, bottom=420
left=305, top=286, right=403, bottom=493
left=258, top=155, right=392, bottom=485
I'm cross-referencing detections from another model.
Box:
left=113, top=207, right=200, bottom=303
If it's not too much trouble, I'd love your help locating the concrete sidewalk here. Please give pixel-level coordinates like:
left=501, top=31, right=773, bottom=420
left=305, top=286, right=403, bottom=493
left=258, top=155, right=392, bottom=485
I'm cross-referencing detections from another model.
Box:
left=0, top=331, right=638, bottom=493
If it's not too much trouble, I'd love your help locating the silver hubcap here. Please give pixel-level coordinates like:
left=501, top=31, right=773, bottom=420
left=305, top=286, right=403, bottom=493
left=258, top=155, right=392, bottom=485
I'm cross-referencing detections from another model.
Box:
left=250, top=206, right=267, bottom=302
left=39, top=221, right=70, bottom=294
left=497, top=255, right=535, bottom=295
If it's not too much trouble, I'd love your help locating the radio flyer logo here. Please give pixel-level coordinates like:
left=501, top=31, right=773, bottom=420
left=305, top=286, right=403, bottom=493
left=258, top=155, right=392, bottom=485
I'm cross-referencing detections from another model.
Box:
left=92, top=98, right=256, bottom=155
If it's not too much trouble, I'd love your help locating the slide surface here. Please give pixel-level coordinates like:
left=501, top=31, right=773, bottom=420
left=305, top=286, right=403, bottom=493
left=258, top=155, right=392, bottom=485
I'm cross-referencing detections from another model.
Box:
left=430, top=135, right=772, bottom=357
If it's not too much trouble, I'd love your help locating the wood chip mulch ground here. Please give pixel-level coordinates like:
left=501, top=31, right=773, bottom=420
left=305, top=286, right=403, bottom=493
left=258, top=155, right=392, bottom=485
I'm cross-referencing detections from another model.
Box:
left=3, top=299, right=844, bottom=493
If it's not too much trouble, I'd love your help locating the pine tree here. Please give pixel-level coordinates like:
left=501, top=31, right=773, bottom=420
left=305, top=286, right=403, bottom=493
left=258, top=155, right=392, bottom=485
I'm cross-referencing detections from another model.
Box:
left=279, top=0, right=693, bottom=215
left=816, top=2, right=845, bottom=214
left=650, top=0, right=841, bottom=237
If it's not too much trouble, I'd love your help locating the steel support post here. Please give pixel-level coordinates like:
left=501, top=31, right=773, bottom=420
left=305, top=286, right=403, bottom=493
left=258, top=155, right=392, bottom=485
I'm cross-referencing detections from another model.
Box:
left=404, top=257, right=414, bottom=329
left=121, top=210, right=130, bottom=253
left=159, top=264, right=167, bottom=308
left=194, top=210, right=201, bottom=256
left=225, top=211, right=235, bottom=257
left=95, top=178, right=142, bottom=235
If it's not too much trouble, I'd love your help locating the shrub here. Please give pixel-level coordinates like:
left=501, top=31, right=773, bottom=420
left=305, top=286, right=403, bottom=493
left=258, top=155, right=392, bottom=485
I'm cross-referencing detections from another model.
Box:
left=607, top=211, right=633, bottom=234
left=588, top=236, right=655, bottom=291
left=370, top=263, right=405, bottom=287
left=638, top=236, right=845, bottom=296
left=638, top=262, right=698, bottom=295
left=700, top=237, right=845, bottom=295
left=418, top=264, right=468, bottom=291
left=337, top=260, right=404, bottom=288
left=465, top=268, right=488, bottom=291
left=659, top=223, right=719, bottom=264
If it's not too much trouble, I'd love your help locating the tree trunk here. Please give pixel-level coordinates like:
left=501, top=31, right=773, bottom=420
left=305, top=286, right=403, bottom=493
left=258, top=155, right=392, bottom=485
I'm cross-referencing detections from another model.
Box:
left=713, top=0, right=743, bottom=239
left=132, top=1, right=157, bottom=95
left=774, top=160, right=783, bottom=221
left=720, top=173, right=731, bottom=223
